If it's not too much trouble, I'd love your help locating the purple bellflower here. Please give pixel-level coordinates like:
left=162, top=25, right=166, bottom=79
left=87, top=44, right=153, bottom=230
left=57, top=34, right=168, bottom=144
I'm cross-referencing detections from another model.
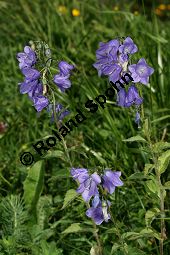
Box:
left=54, top=61, right=74, bottom=92
left=19, top=79, right=39, bottom=95
left=128, top=58, right=154, bottom=85
left=21, top=68, right=40, bottom=81
left=71, top=168, right=89, bottom=182
left=76, top=172, right=101, bottom=202
left=28, top=82, right=43, bottom=99
left=117, top=85, right=143, bottom=108
left=53, top=74, right=72, bottom=92
left=125, top=85, right=143, bottom=107
left=32, top=96, right=49, bottom=112
left=119, top=37, right=138, bottom=55
left=58, top=61, right=74, bottom=76
left=96, top=40, right=119, bottom=61
left=17, top=46, right=37, bottom=69
left=93, top=39, right=120, bottom=78
left=86, top=195, right=111, bottom=225
left=93, top=37, right=138, bottom=83
left=102, top=170, right=123, bottom=194
left=47, top=103, right=70, bottom=122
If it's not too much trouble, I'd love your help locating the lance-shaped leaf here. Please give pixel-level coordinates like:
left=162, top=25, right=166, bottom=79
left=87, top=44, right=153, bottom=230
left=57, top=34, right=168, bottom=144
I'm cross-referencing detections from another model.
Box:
left=62, top=189, right=78, bottom=209
left=157, top=150, right=170, bottom=174
left=23, top=160, right=44, bottom=218
left=123, top=135, right=147, bottom=143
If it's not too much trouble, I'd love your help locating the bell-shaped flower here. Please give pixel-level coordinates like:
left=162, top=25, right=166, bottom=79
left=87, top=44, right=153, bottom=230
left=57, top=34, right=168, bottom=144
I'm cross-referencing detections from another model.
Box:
left=76, top=172, right=101, bottom=202
left=71, top=168, right=89, bottom=183
left=86, top=196, right=111, bottom=225
left=102, top=170, right=123, bottom=194
left=128, top=58, right=154, bottom=85
left=17, top=46, right=36, bottom=69
left=119, top=37, right=138, bottom=55
left=32, top=95, right=49, bottom=112
left=58, top=61, right=74, bottom=76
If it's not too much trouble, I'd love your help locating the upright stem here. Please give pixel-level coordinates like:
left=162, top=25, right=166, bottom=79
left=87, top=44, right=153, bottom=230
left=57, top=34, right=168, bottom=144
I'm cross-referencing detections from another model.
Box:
left=108, top=208, right=128, bottom=254
left=149, top=143, right=166, bottom=255
left=157, top=173, right=166, bottom=255
left=51, top=90, right=102, bottom=252
left=139, top=86, right=166, bottom=254
left=92, top=220, right=103, bottom=255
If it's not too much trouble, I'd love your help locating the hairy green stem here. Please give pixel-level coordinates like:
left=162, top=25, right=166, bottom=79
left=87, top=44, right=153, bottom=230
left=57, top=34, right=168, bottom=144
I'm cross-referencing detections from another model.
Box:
left=148, top=142, right=166, bottom=255
left=51, top=89, right=102, bottom=253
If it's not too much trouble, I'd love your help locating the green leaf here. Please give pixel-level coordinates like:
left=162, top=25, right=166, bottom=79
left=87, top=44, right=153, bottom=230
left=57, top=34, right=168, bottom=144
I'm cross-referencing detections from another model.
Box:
left=111, top=243, right=121, bottom=254
left=122, top=231, right=139, bottom=240
left=145, top=175, right=159, bottom=197
left=23, top=161, right=44, bottom=216
left=128, top=172, right=146, bottom=180
left=145, top=208, right=160, bottom=227
left=82, top=144, right=107, bottom=165
left=126, top=245, right=148, bottom=255
left=157, top=150, right=170, bottom=174
left=62, top=189, right=78, bottom=209
left=153, top=142, right=170, bottom=154
left=144, top=164, right=154, bottom=175
left=151, top=115, right=170, bottom=123
left=62, top=223, right=82, bottom=234
left=123, top=135, right=147, bottom=143
left=43, top=150, right=64, bottom=159
left=164, top=181, right=170, bottom=190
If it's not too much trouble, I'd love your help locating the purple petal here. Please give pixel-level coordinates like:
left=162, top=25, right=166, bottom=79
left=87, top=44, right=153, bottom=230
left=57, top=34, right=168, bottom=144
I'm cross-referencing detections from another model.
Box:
left=58, top=61, right=74, bottom=76
left=91, top=172, right=101, bottom=184
left=32, top=96, right=49, bottom=112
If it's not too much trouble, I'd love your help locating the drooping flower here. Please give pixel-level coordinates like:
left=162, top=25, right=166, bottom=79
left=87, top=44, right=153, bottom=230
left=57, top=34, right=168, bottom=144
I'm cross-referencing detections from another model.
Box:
left=86, top=196, right=111, bottom=225
left=125, top=85, right=143, bottom=107
left=128, top=58, right=154, bottom=85
left=19, top=79, right=39, bottom=95
left=102, top=170, right=123, bottom=194
left=32, top=95, right=49, bottom=112
left=47, top=103, right=70, bottom=122
left=28, top=82, right=43, bottom=99
left=108, top=64, right=122, bottom=83
left=96, top=40, right=119, bottom=60
left=76, top=172, right=101, bottom=202
left=53, top=74, right=72, bottom=92
left=21, top=68, right=40, bottom=81
left=117, top=85, right=143, bottom=107
left=93, top=39, right=120, bottom=77
left=53, top=61, right=74, bottom=92
left=71, top=168, right=89, bottom=182
left=17, top=46, right=37, bottom=69
left=119, top=37, right=138, bottom=55
left=58, top=61, right=74, bottom=76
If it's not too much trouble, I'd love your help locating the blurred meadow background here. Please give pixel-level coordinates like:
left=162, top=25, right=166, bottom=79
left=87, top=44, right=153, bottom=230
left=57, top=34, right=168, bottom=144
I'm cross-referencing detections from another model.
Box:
left=0, top=0, right=170, bottom=254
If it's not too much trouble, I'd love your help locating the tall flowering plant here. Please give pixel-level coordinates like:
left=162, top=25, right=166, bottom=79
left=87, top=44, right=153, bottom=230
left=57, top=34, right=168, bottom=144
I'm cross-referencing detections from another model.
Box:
left=17, top=41, right=74, bottom=120
left=17, top=38, right=169, bottom=255
left=93, top=36, right=154, bottom=126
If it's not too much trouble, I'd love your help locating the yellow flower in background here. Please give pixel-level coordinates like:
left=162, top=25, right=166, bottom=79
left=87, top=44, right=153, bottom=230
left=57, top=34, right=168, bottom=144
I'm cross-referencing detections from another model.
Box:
left=154, top=8, right=162, bottom=16
left=113, top=6, right=119, bottom=11
left=167, top=4, right=170, bottom=10
left=57, top=5, right=68, bottom=15
left=134, top=11, right=139, bottom=16
left=158, top=4, right=166, bottom=10
left=72, top=8, right=80, bottom=17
